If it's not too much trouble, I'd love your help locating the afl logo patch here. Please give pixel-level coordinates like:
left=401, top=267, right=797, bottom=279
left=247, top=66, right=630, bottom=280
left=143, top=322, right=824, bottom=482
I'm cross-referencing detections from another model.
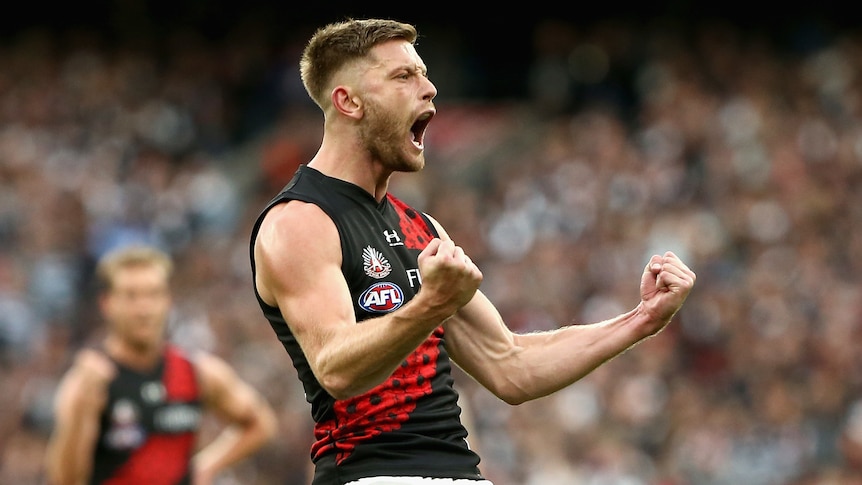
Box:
left=359, top=282, right=404, bottom=313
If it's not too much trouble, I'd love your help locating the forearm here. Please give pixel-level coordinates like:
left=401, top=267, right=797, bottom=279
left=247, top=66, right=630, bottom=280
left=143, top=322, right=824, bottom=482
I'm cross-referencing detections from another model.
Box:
left=507, top=307, right=648, bottom=400
left=314, top=295, right=452, bottom=399
left=45, top=431, right=91, bottom=485
left=46, top=409, right=97, bottom=484
left=496, top=252, right=694, bottom=402
left=194, top=419, right=272, bottom=479
left=46, top=467, right=86, bottom=485
left=453, top=302, right=655, bottom=405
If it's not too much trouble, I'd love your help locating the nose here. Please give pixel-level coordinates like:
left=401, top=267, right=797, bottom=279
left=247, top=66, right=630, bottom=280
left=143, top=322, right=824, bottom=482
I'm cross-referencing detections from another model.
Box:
left=422, top=76, right=437, bottom=101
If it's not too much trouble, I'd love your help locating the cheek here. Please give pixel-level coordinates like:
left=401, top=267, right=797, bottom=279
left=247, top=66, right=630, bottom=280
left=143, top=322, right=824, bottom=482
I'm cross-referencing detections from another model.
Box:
left=154, top=300, right=172, bottom=316
left=101, top=299, right=120, bottom=319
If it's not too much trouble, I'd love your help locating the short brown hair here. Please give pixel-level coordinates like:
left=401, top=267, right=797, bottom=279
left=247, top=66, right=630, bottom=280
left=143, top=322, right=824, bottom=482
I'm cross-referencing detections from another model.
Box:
left=300, top=18, right=418, bottom=109
left=96, top=245, right=173, bottom=292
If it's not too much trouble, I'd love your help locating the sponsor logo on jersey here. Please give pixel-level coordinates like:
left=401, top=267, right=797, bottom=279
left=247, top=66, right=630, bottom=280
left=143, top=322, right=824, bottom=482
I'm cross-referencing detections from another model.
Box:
left=154, top=403, right=202, bottom=433
left=358, top=282, right=404, bottom=313
left=363, top=246, right=392, bottom=279
left=105, top=399, right=146, bottom=450
left=141, top=381, right=166, bottom=403
left=383, top=229, right=403, bottom=246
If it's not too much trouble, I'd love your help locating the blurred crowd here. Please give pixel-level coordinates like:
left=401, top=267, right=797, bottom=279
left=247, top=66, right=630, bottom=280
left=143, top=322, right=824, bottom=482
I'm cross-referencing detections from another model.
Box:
left=2, top=13, right=862, bottom=485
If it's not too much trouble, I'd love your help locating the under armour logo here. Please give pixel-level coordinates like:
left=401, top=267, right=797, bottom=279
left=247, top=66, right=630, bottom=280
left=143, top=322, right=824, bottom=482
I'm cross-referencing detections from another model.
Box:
left=384, top=230, right=403, bottom=246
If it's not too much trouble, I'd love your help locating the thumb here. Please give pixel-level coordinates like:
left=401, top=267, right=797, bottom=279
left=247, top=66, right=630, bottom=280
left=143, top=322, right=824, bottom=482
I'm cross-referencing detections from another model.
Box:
left=420, top=238, right=442, bottom=257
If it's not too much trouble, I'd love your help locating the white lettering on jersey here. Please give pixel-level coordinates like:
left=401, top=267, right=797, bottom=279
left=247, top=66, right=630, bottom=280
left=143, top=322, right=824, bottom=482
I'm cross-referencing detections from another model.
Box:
left=406, top=268, right=422, bottom=288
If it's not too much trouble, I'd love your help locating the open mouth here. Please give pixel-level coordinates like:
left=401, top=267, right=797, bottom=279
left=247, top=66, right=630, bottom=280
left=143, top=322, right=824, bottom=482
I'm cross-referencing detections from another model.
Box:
left=410, top=110, right=435, bottom=149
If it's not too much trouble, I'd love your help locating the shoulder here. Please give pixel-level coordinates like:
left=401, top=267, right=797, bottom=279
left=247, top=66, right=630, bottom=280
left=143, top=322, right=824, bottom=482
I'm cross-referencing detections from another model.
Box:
left=189, top=351, right=236, bottom=384
left=189, top=350, right=229, bottom=373
left=54, top=348, right=116, bottom=409
left=70, top=348, right=116, bottom=385
left=253, top=190, right=348, bottom=307
left=188, top=351, right=244, bottom=400
left=255, top=200, right=341, bottom=268
left=259, top=199, right=333, bottom=235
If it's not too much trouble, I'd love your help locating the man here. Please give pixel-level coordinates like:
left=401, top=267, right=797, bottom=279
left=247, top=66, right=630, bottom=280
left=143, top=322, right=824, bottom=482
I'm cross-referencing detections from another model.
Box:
left=249, top=18, right=696, bottom=485
left=45, top=245, right=277, bottom=485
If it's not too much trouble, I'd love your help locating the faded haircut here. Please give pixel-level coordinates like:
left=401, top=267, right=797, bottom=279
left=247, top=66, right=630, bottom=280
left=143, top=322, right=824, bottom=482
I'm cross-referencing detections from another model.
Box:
left=300, top=18, right=418, bottom=109
left=96, top=245, right=173, bottom=292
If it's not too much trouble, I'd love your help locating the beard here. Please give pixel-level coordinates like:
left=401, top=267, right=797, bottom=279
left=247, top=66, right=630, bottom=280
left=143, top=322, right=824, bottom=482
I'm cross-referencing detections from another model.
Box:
left=359, top=98, right=424, bottom=172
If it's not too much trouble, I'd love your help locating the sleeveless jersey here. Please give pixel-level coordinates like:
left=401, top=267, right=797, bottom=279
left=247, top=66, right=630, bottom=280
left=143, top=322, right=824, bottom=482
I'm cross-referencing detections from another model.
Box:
left=91, top=345, right=202, bottom=485
left=249, top=165, right=483, bottom=484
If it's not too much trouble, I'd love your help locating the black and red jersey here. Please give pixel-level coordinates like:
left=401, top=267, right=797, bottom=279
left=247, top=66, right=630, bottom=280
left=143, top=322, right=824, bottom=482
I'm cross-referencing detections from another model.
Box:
left=91, top=345, right=202, bottom=485
left=249, top=165, right=483, bottom=484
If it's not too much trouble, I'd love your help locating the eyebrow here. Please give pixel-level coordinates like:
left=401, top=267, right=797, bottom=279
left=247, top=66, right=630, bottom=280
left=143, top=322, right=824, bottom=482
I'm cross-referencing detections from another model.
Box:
left=395, top=63, right=427, bottom=76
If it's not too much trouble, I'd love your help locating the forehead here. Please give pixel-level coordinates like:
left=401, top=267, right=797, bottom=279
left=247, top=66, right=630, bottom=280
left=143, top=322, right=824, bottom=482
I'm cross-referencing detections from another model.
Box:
left=367, top=39, right=425, bottom=70
left=110, top=264, right=169, bottom=287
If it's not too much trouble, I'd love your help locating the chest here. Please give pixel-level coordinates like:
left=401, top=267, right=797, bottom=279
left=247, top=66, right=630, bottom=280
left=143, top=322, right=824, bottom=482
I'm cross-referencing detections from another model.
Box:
left=100, top=366, right=202, bottom=450
left=337, top=200, right=435, bottom=320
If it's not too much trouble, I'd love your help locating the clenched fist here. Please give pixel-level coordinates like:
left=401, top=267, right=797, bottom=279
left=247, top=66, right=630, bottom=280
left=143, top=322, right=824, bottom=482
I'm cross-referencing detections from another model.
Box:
left=415, top=238, right=483, bottom=319
left=639, top=251, right=696, bottom=336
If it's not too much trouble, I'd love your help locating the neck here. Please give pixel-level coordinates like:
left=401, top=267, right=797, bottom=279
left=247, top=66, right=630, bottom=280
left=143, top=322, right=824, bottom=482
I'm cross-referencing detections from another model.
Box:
left=104, top=335, right=163, bottom=370
left=308, top=135, right=392, bottom=202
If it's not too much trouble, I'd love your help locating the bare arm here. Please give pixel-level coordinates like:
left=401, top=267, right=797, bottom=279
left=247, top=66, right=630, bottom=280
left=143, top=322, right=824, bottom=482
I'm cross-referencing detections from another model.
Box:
left=253, top=201, right=482, bottom=399
left=431, top=217, right=696, bottom=405
left=44, top=349, right=114, bottom=485
left=191, top=353, right=278, bottom=485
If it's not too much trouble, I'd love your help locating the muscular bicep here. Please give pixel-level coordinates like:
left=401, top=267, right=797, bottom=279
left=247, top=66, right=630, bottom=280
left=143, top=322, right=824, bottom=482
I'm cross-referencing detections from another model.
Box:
left=424, top=215, right=516, bottom=392
left=253, top=201, right=357, bottom=375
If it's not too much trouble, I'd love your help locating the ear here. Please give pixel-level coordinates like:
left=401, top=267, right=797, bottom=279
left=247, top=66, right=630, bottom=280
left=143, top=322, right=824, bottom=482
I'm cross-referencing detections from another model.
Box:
left=331, top=86, right=363, bottom=120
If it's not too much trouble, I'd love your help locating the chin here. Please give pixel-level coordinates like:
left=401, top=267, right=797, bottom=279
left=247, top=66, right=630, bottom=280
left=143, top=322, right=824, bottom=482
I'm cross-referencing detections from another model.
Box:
left=406, top=153, right=426, bottom=172
left=387, top=154, right=424, bottom=173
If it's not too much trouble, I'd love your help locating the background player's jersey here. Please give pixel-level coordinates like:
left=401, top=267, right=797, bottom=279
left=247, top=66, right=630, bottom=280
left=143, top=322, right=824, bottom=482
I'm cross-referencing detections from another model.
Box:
left=91, top=345, right=202, bottom=485
left=250, top=165, right=483, bottom=484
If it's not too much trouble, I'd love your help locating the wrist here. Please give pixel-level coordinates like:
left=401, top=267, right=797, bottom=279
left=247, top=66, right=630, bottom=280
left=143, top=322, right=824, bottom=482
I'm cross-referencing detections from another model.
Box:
left=634, top=302, right=672, bottom=337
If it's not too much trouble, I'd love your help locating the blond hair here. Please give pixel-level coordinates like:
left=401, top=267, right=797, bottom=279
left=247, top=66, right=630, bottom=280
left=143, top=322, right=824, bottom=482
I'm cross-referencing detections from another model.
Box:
left=96, top=245, right=173, bottom=292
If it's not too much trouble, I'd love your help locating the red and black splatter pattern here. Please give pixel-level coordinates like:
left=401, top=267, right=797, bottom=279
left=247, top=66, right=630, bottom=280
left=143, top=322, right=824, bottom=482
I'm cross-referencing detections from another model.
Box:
left=388, top=194, right=434, bottom=250
left=311, top=329, right=442, bottom=464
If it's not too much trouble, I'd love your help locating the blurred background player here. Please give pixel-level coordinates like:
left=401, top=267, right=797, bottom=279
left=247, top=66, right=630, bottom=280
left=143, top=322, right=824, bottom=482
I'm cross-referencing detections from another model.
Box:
left=44, top=245, right=277, bottom=485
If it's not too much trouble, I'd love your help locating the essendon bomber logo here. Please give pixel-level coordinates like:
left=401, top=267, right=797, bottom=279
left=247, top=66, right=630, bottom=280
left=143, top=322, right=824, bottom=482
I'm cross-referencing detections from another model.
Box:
left=358, top=282, right=404, bottom=313
left=362, top=246, right=392, bottom=279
